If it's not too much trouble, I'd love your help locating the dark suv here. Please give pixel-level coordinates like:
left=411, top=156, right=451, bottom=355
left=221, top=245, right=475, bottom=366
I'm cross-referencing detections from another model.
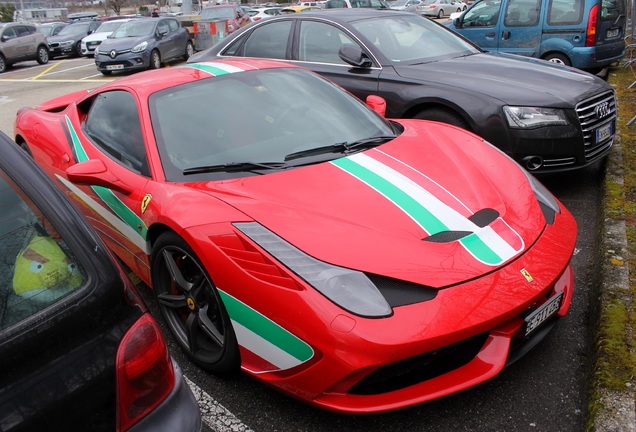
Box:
left=0, top=131, right=202, bottom=432
left=0, top=22, right=49, bottom=73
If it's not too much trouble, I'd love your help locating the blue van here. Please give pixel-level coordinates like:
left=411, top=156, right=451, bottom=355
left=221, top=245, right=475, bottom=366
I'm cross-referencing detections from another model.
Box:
left=446, top=0, right=626, bottom=73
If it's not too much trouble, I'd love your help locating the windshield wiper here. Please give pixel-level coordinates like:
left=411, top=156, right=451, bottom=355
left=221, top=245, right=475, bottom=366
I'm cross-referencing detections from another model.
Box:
left=183, top=161, right=288, bottom=175
left=284, top=135, right=396, bottom=161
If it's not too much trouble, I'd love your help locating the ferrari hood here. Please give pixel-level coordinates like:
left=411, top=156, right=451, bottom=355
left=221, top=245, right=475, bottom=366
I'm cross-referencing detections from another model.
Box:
left=202, top=122, right=546, bottom=287
left=393, top=52, right=607, bottom=107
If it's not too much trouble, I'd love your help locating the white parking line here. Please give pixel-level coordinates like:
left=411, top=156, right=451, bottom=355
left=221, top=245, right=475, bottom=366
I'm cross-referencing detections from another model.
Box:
left=0, top=96, right=15, bottom=105
left=184, top=376, right=254, bottom=432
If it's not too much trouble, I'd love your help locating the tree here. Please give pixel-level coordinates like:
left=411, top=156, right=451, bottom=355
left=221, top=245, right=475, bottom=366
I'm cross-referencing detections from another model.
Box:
left=0, top=4, right=16, bottom=22
left=109, top=0, right=127, bottom=15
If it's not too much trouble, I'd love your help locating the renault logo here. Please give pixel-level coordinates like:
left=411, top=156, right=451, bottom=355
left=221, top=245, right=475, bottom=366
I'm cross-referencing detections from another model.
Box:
left=109, top=50, right=117, bottom=59
left=595, top=102, right=610, bottom=119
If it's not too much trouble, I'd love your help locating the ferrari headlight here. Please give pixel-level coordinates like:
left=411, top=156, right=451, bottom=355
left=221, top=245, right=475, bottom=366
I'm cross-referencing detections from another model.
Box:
left=523, top=170, right=560, bottom=225
left=234, top=222, right=392, bottom=318
left=131, top=41, right=148, bottom=53
left=504, top=106, right=568, bottom=129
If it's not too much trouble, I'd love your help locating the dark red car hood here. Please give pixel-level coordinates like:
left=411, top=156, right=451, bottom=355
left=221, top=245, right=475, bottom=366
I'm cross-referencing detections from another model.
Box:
left=199, top=121, right=546, bottom=287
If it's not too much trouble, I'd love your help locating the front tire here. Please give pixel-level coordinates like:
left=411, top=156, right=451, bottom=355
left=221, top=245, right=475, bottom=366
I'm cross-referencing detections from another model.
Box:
left=150, top=49, right=161, bottom=69
left=151, top=231, right=240, bottom=373
left=36, top=45, right=49, bottom=64
left=0, top=55, right=6, bottom=73
left=437, top=9, right=444, bottom=17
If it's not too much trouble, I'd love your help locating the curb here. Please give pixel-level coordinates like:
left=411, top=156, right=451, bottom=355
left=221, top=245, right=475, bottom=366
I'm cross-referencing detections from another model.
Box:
left=587, top=79, right=636, bottom=431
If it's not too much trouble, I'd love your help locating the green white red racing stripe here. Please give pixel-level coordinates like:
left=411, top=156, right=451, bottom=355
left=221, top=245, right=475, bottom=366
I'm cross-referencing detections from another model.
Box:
left=218, top=289, right=314, bottom=373
left=331, top=150, right=524, bottom=266
left=182, top=62, right=249, bottom=76
left=62, top=115, right=150, bottom=254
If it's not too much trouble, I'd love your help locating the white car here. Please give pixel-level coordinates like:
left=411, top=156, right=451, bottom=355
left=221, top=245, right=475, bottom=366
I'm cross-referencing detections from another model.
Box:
left=250, top=7, right=283, bottom=21
left=80, top=18, right=135, bottom=57
left=416, top=0, right=466, bottom=17
left=390, top=0, right=422, bottom=12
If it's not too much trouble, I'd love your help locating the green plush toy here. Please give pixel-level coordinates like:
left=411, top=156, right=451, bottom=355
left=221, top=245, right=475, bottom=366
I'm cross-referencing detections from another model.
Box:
left=12, top=235, right=82, bottom=303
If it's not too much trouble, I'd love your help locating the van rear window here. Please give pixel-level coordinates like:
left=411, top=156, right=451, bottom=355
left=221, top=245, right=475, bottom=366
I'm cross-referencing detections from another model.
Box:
left=600, top=0, right=624, bottom=20
left=547, top=0, right=584, bottom=25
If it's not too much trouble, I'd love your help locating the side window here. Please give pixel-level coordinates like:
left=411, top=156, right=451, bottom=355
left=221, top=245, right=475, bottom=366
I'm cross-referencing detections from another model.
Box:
left=157, top=20, right=170, bottom=35
left=298, top=21, right=355, bottom=64
left=167, top=19, right=179, bottom=32
left=239, top=21, right=292, bottom=59
left=83, top=91, right=150, bottom=177
left=547, top=0, right=583, bottom=24
left=0, top=173, right=86, bottom=330
left=461, top=0, right=502, bottom=27
left=15, top=26, right=30, bottom=37
left=504, top=0, right=541, bottom=26
left=2, top=27, right=17, bottom=40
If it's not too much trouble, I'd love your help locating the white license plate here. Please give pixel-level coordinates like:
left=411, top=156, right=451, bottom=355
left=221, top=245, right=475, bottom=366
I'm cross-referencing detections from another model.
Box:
left=523, top=292, right=563, bottom=337
left=596, top=122, right=613, bottom=143
left=106, top=64, right=124, bottom=71
left=607, top=28, right=619, bottom=38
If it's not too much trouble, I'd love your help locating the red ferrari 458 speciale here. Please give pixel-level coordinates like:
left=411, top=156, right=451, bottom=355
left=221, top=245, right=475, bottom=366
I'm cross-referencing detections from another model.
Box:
left=14, top=58, right=577, bottom=413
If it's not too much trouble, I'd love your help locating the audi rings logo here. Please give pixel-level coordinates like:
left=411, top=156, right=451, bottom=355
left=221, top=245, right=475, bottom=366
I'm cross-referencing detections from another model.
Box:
left=595, top=102, right=611, bottom=119
left=109, top=50, right=117, bottom=59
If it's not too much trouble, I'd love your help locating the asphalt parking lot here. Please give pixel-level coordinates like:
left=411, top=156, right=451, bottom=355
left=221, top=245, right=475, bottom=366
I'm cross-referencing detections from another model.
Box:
left=0, top=55, right=620, bottom=432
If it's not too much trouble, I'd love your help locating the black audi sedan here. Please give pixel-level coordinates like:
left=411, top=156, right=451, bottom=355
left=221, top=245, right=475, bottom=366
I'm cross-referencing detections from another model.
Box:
left=0, top=131, right=201, bottom=431
left=189, top=9, right=617, bottom=173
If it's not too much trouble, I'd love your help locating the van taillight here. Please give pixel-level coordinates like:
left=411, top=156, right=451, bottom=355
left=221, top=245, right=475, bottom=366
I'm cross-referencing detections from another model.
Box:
left=586, top=4, right=598, bottom=46
left=116, top=313, right=175, bottom=431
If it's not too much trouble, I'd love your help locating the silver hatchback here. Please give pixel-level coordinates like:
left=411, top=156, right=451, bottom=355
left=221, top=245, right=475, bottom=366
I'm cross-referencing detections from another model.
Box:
left=0, top=22, right=49, bottom=73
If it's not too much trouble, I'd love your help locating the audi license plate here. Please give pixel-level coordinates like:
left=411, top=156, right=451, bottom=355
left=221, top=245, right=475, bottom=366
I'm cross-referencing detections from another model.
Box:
left=106, top=64, right=124, bottom=71
left=523, top=292, right=563, bottom=337
left=607, top=28, right=619, bottom=38
left=596, top=122, right=614, bottom=143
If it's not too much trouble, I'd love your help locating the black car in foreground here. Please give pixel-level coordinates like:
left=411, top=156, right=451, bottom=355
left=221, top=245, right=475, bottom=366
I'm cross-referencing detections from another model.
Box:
left=190, top=9, right=617, bottom=173
left=47, top=20, right=102, bottom=58
left=0, top=131, right=201, bottom=431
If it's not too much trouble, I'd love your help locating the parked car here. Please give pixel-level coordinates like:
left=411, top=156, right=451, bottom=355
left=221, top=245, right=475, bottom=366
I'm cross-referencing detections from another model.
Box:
left=0, top=131, right=201, bottom=431
left=446, top=0, right=626, bottom=73
left=48, top=20, right=101, bottom=58
left=416, top=0, right=466, bottom=17
left=325, top=0, right=391, bottom=7
left=250, top=6, right=283, bottom=20
left=81, top=18, right=136, bottom=57
left=15, top=57, right=577, bottom=413
left=200, top=5, right=252, bottom=33
left=190, top=9, right=617, bottom=173
left=0, top=22, right=49, bottom=73
left=95, top=17, right=193, bottom=75
left=36, top=21, right=68, bottom=37
left=390, top=0, right=423, bottom=12
left=280, top=5, right=324, bottom=12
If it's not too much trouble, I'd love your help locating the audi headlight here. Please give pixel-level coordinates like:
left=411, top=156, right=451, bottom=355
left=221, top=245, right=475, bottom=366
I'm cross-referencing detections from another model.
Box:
left=131, top=41, right=148, bottom=53
left=234, top=222, right=392, bottom=318
left=504, top=106, right=568, bottom=129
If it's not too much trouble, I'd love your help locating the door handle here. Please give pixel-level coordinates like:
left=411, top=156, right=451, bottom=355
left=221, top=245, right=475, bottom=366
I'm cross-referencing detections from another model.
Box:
left=486, top=31, right=495, bottom=37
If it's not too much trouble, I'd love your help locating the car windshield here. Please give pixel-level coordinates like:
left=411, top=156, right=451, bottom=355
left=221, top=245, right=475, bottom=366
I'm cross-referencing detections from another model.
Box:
left=352, top=14, right=479, bottom=63
left=149, top=67, right=395, bottom=181
left=96, top=20, right=127, bottom=33
left=57, top=22, right=91, bottom=35
left=38, top=24, right=58, bottom=36
left=200, top=7, right=236, bottom=19
left=0, top=170, right=86, bottom=330
left=111, top=20, right=156, bottom=38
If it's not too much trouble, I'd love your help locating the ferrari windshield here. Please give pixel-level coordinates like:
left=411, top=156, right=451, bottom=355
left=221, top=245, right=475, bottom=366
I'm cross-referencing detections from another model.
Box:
left=352, top=14, right=479, bottom=63
left=149, top=67, right=395, bottom=181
